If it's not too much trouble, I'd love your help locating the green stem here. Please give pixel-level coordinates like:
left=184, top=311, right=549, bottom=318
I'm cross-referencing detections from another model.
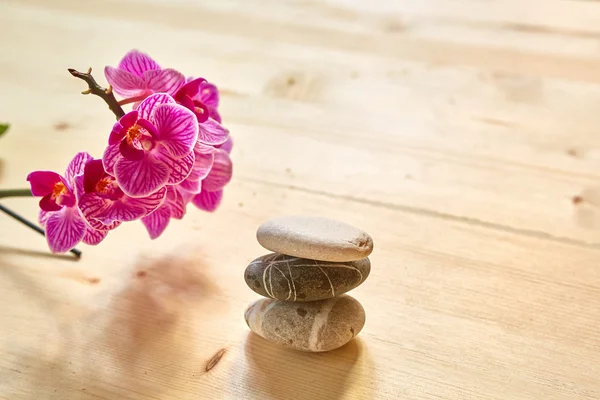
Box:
left=0, top=188, right=33, bottom=199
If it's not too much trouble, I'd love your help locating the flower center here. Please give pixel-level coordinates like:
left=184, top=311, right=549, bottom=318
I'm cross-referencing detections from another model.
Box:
left=52, top=181, right=67, bottom=198
left=126, top=124, right=143, bottom=145
left=192, top=100, right=209, bottom=122
left=95, top=177, right=115, bottom=194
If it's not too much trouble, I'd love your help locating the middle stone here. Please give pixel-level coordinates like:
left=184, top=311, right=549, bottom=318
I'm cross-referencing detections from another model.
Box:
left=245, top=253, right=371, bottom=302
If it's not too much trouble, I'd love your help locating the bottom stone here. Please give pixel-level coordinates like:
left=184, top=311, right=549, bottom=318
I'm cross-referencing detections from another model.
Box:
left=244, top=294, right=365, bottom=352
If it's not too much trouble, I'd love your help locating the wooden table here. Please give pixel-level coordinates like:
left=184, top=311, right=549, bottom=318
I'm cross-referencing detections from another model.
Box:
left=1, top=1, right=600, bottom=399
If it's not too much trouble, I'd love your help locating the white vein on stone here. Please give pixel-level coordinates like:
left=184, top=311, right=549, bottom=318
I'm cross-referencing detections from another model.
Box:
left=269, top=264, right=274, bottom=299
left=249, top=300, right=278, bottom=338
left=308, top=298, right=337, bottom=351
left=316, top=260, right=335, bottom=297
left=256, top=253, right=365, bottom=300
left=263, top=265, right=274, bottom=298
left=273, top=265, right=292, bottom=300
left=250, top=255, right=302, bottom=266
left=281, top=263, right=364, bottom=282
left=286, top=259, right=298, bottom=301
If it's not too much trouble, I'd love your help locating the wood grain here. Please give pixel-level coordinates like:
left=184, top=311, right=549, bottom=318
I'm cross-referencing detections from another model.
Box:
left=1, top=0, right=599, bottom=399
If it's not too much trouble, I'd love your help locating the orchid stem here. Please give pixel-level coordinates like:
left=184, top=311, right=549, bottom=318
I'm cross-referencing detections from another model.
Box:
left=67, top=68, right=125, bottom=120
left=0, top=188, right=33, bottom=199
left=0, top=203, right=82, bottom=259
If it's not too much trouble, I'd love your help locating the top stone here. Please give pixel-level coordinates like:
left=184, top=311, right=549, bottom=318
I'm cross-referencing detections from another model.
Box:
left=256, top=216, right=373, bottom=262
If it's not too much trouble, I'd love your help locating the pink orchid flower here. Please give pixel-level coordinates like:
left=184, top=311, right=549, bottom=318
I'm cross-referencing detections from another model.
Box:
left=182, top=77, right=222, bottom=123
left=177, top=141, right=216, bottom=194
left=141, top=186, right=187, bottom=239
left=27, top=152, right=107, bottom=253
left=103, top=93, right=199, bottom=198
left=197, top=117, right=230, bottom=146
left=104, top=50, right=185, bottom=104
left=215, top=136, right=233, bottom=155
left=39, top=209, right=109, bottom=247
left=192, top=188, right=224, bottom=212
left=174, top=78, right=229, bottom=145
left=78, top=159, right=167, bottom=229
left=174, top=77, right=210, bottom=123
left=192, top=148, right=233, bottom=212
left=199, top=81, right=221, bottom=123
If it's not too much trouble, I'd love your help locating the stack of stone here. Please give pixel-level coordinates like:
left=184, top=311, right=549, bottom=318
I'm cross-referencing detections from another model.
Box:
left=244, top=215, right=373, bottom=352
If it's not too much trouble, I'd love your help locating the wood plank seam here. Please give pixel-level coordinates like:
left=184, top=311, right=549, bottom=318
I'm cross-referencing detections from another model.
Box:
left=238, top=176, right=600, bottom=251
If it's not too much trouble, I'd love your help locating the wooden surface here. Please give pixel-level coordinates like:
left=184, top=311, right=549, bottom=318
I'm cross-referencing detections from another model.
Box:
left=1, top=0, right=600, bottom=399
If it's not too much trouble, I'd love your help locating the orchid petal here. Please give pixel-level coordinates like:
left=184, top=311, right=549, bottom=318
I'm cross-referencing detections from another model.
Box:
left=102, top=143, right=121, bottom=177
left=141, top=206, right=172, bottom=239
left=73, top=175, right=85, bottom=200
left=184, top=155, right=214, bottom=183
left=136, top=118, right=159, bottom=138
left=64, top=152, right=94, bottom=183
left=198, top=82, right=219, bottom=108
left=57, top=190, right=77, bottom=208
left=104, top=66, right=147, bottom=98
left=152, top=104, right=199, bottom=157
left=177, top=177, right=201, bottom=194
left=192, top=101, right=210, bottom=123
left=217, top=136, right=233, bottom=154
left=39, top=193, right=62, bottom=212
left=208, top=107, right=222, bottom=124
left=192, top=189, right=223, bottom=212
left=114, top=156, right=170, bottom=198
left=143, top=69, right=186, bottom=96
left=83, top=160, right=108, bottom=189
left=177, top=77, right=206, bottom=98
left=27, top=171, right=61, bottom=196
left=137, top=93, right=175, bottom=121
left=177, top=94, right=196, bottom=113
left=121, top=110, right=139, bottom=129
left=197, top=118, right=229, bottom=145
left=119, top=139, right=145, bottom=161
left=80, top=187, right=166, bottom=225
left=83, top=228, right=109, bottom=246
left=201, top=150, right=233, bottom=192
left=79, top=194, right=112, bottom=225
left=45, top=207, right=86, bottom=253
left=39, top=210, right=50, bottom=227
left=156, top=149, right=195, bottom=185
left=109, top=112, right=138, bottom=145
left=167, top=186, right=186, bottom=220
left=179, top=188, right=195, bottom=205
left=190, top=150, right=215, bottom=181
left=85, top=159, right=109, bottom=194
left=195, top=141, right=217, bottom=154
left=117, top=50, right=161, bottom=77
left=85, top=215, right=122, bottom=231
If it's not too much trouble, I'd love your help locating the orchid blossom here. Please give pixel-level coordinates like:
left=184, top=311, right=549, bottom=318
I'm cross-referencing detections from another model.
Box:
left=105, top=50, right=185, bottom=105
left=141, top=186, right=187, bottom=239
left=174, top=78, right=230, bottom=145
left=177, top=141, right=216, bottom=194
left=103, top=93, right=199, bottom=198
left=78, top=159, right=167, bottom=229
left=26, top=152, right=108, bottom=253
left=192, top=148, right=233, bottom=212
left=8, top=49, right=235, bottom=257
left=197, top=81, right=221, bottom=123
